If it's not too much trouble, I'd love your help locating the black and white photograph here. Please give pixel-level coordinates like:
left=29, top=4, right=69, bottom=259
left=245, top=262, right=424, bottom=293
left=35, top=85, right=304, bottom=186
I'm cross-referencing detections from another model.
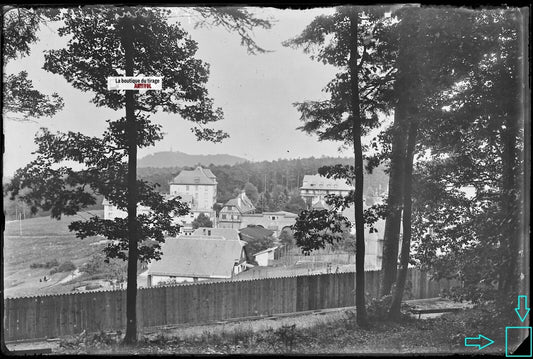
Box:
left=2, top=4, right=530, bottom=355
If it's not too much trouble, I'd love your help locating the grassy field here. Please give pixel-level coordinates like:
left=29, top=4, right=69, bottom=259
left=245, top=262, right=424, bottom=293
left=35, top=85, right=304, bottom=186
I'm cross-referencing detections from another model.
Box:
left=50, top=307, right=511, bottom=355
left=3, top=211, right=105, bottom=298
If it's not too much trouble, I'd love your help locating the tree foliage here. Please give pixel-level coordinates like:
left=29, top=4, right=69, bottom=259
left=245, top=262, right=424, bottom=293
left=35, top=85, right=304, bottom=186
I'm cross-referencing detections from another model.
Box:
left=2, top=7, right=64, bottom=121
left=284, top=6, right=398, bottom=327
left=192, top=213, right=213, bottom=229
left=410, top=8, right=525, bottom=302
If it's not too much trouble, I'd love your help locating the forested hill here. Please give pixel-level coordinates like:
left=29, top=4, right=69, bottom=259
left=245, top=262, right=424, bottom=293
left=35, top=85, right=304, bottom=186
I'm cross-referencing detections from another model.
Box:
left=138, top=156, right=389, bottom=205
left=138, top=151, right=246, bottom=167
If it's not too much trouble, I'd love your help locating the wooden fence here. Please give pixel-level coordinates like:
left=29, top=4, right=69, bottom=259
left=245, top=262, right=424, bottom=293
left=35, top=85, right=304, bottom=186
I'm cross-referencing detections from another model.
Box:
left=3, top=270, right=460, bottom=342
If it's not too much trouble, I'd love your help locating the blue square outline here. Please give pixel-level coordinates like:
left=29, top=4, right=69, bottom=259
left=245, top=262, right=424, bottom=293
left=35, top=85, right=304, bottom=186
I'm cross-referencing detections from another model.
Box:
left=505, top=326, right=532, bottom=357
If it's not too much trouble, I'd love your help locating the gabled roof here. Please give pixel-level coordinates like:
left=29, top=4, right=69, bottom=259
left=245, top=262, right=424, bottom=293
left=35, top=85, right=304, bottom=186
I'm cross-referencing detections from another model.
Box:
left=311, top=199, right=329, bottom=210
left=239, top=225, right=274, bottom=240
left=192, top=227, right=241, bottom=241
left=148, top=236, right=246, bottom=278
left=222, top=192, right=255, bottom=214
left=301, top=174, right=353, bottom=191
left=170, top=167, right=217, bottom=185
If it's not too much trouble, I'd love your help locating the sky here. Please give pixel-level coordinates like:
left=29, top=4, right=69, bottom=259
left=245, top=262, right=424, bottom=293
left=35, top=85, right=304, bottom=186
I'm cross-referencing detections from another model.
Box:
left=3, top=7, right=361, bottom=177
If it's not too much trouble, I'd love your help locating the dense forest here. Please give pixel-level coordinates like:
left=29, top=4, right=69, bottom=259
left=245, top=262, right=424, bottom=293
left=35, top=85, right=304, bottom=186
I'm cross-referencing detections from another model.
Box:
left=138, top=156, right=388, bottom=207
left=4, top=156, right=387, bottom=220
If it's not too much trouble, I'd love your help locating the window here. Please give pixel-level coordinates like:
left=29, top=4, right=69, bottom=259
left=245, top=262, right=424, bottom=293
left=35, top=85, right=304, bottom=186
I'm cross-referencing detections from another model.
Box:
left=222, top=214, right=227, bottom=220
left=186, top=185, right=189, bottom=191
left=195, top=185, right=199, bottom=191
left=271, top=216, right=276, bottom=220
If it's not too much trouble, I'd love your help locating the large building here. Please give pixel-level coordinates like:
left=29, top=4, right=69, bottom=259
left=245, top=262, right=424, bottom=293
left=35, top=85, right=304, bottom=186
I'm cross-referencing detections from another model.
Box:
left=300, top=174, right=353, bottom=208
left=103, top=167, right=217, bottom=233
left=169, top=166, right=217, bottom=222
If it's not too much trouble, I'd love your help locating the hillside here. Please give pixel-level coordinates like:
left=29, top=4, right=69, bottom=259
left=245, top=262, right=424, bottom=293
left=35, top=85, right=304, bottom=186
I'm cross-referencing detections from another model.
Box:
left=138, top=151, right=247, bottom=168
left=4, top=212, right=105, bottom=298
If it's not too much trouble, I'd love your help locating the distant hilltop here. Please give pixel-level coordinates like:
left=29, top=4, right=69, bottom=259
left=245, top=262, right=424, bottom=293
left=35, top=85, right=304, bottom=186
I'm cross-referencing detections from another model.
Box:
left=138, top=151, right=247, bottom=168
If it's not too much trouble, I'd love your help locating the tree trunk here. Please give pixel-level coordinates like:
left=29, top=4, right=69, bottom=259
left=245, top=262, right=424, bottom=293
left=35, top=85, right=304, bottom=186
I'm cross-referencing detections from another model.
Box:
left=378, top=10, right=413, bottom=298
left=500, top=113, right=519, bottom=297
left=347, top=7, right=368, bottom=328
left=121, top=15, right=139, bottom=345
left=388, top=120, right=417, bottom=320
left=379, top=99, right=407, bottom=297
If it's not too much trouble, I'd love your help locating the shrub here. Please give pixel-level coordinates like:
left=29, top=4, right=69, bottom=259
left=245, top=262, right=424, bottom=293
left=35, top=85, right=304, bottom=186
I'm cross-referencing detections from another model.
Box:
left=30, top=258, right=59, bottom=269
left=50, top=260, right=76, bottom=274
left=274, top=324, right=298, bottom=352
left=366, top=295, right=414, bottom=322
left=85, top=283, right=102, bottom=290
left=46, top=259, right=60, bottom=268
left=58, top=260, right=76, bottom=272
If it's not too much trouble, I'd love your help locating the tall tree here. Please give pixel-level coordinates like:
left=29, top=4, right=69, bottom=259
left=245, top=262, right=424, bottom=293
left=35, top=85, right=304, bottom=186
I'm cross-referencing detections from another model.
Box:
left=7, top=6, right=270, bottom=343
left=410, top=8, right=525, bottom=309
left=284, top=6, right=394, bottom=327
left=363, top=7, right=490, bottom=318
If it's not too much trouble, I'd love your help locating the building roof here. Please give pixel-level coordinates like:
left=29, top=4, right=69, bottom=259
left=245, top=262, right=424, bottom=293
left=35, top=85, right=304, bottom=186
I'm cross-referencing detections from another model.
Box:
left=300, top=174, right=353, bottom=191
left=254, top=246, right=279, bottom=257
left=148, top=236, right=246, bottom=278
left=170, top=167, right=217, bottom=185
left=239, top=225, right=274, bottom=240
left=223, top=192, right=255, bottom=214
left=192, top=227, right=241, bottom=241
left=262, top=211, right=298, bottom=218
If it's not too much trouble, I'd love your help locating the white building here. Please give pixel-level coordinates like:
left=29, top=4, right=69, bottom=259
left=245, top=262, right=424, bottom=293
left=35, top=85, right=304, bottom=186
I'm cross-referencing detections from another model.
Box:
left=169, top=167, right=217, bottom=221
left=254, top=246, right=279, bottom=267
left=300, top=174, right=353, bottom=208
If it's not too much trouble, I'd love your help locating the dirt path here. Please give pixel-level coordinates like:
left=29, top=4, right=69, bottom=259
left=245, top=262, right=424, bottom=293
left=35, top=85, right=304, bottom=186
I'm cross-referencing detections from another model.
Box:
left=58, top=269, right=82, bottom=284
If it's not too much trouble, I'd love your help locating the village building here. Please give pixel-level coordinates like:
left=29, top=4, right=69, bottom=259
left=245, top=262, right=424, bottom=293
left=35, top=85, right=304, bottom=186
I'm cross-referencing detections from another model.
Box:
left=240, top=211, right=297, bottom=237
left=169, top=166, right=217, bottom=223
left=102, top=193, right=192, bottom=221
left=192, top=227, right=241, bottom=241
left=146, top=235, right=250, bottom=286
left=312, top=199, right=385, bottom=270
left=300, top=174, right=353, bottom=208
left=253, top=246, right=279, bottom=267
left=218, top=191, right=255, bottom=229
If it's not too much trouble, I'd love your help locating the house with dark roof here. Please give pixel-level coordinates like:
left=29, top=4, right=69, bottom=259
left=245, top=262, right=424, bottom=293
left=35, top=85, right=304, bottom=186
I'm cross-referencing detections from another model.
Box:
left=239, top=225, right=276, bottom=265
left=218, top=191, right=255, bottom=229
left=146, top=235, right=250, bottom=286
